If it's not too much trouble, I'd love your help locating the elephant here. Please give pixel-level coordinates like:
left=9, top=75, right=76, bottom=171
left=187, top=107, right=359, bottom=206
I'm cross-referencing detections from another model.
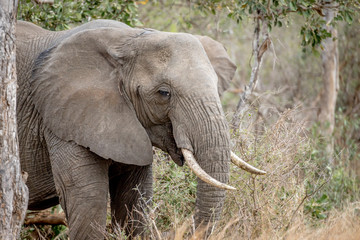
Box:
left=15, top=19, right=265, bottom=239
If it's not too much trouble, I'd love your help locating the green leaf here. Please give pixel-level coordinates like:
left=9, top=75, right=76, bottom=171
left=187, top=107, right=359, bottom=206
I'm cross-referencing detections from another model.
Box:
left=318, top=194, right=328, bottom=202
left=345, top=12, right=353, bottom=24
left=289, top=1, right=297, bottom=11
left=334, top=15, right=343, bottom=21
left=317, top=212, right=328, bottom=219
left=303, top=10, right=311, bottom=18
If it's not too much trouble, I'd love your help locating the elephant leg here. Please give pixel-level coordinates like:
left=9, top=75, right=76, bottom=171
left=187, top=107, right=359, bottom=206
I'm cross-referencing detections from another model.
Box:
left=109, top=163, right=153, bottom=237
left=44, top=131, right=111, bottom=240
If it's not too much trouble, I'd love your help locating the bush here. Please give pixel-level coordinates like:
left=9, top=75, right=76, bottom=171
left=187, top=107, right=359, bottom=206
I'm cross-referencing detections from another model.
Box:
left=18, top=0, right=142, bottom=30
left=152, top=150, right=197, bottom=231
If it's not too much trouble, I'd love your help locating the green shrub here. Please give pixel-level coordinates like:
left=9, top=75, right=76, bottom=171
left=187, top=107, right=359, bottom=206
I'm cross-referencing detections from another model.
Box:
left=152, top=150, right=197, bottom=231
left=18, top=0, right=142, bottom=30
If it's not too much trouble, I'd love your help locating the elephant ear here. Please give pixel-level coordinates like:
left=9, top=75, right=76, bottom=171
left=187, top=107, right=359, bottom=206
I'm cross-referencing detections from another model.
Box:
left=30, top=27, right=153, bottom=166
left=196, top=35, right=237, bottom=96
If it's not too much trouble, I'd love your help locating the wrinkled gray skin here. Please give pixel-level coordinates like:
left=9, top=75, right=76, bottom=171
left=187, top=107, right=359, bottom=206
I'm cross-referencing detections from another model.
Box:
left=16, top=20, right=236, bottom=239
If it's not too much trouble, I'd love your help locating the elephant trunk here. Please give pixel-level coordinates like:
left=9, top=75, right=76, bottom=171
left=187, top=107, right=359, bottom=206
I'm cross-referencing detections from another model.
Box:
left=171, top=96, right=231, bottom=227
left=182, top=149, right=235, bottom=190
left=193, top=146, right=230, bottom=226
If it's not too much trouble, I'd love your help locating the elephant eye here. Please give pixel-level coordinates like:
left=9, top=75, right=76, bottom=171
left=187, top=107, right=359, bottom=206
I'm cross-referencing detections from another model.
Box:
left=158, top=89, right=170, bottom=97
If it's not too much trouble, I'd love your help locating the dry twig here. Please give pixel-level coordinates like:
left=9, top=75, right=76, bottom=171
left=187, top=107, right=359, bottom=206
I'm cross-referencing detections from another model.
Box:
left=231, top=17, right=271, bottom=130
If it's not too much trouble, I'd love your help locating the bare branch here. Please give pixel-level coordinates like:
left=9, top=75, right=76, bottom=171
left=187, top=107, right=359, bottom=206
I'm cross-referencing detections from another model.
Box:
left=231, top=18, right=271, bottom=130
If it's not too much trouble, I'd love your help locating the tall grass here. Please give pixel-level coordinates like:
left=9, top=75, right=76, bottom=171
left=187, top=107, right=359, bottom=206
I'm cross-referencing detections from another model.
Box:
left=103, top=108, right=359, bottom=239
left=21, top=109, right=360, bottom=239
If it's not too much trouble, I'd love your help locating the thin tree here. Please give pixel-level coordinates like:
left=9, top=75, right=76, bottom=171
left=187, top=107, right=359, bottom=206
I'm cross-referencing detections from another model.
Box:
left=0, top=0, right=29, bottom=239
left=318, top=0, right=339, bottom=165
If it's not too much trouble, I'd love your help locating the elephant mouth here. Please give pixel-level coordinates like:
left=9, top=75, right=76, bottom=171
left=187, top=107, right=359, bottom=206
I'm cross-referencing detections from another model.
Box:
left=145, top=123, right=185, bottom=166
left=168, top=147, right=185, bottom=166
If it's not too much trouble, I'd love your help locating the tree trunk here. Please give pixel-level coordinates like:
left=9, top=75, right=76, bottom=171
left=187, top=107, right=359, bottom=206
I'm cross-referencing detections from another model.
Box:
left=317, top=0, right=339, bottom=165
left=0, top=0, right=29, bottom=239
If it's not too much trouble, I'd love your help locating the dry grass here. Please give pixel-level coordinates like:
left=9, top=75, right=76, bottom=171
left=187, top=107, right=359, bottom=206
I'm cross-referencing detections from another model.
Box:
left=220, top=108, right=316, bottom=239
left=273, top=202, right=360, bottom=240
left=110, top=203, right=360, bottom=240
left=21, top=109, right=359, bottom=239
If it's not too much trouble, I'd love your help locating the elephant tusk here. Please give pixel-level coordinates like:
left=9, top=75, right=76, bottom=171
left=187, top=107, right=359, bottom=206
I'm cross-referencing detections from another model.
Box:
left=181, top=149, right=236, bottom=191
left=231, top=151, right=266, bottom=175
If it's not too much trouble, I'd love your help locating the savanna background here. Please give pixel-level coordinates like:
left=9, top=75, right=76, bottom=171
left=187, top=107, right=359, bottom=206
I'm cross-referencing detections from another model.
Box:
left=18, top=0, right=360, bottom=239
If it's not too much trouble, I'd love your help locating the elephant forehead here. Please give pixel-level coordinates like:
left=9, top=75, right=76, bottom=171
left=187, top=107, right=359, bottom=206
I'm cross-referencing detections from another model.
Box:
left=143, top=32, right=202, bottom=47
left=136, top=33, right=216, bottom=77
left=134, top=51, right=217, bottom=90
left=138, top=32, right=208, bottom=61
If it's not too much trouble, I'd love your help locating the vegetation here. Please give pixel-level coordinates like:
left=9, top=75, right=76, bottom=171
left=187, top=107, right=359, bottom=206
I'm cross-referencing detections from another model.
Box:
left=194, top=0, right=359, bottom=48
left=18, top=0, right=142, bottom=30
left=17, top=0, right=360, bottom=239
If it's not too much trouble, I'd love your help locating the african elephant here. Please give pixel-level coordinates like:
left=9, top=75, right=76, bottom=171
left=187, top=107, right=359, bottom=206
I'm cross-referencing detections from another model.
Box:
left=15, top=20, right=265, bottom=239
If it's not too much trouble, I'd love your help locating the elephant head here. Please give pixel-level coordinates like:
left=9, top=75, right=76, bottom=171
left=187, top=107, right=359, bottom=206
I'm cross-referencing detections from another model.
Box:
left=29, top=22, right=265, bottom=228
